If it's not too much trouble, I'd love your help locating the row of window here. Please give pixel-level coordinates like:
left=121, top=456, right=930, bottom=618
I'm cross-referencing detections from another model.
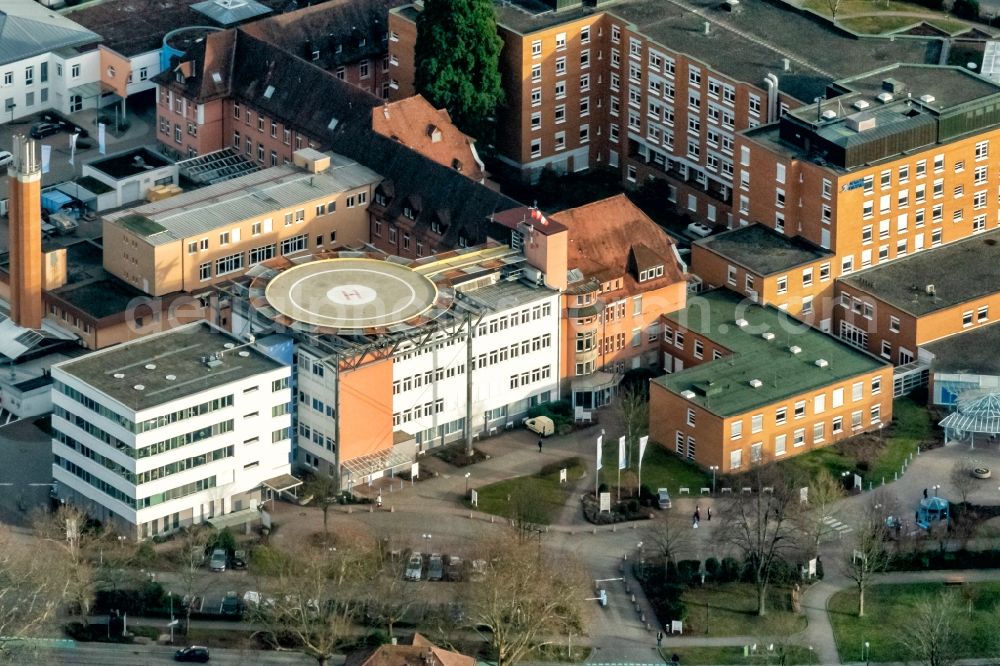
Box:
left=393, top=364, right=466, bottom=394
left=298, top=423, right=336, bottom=454
left=197, top=234, right=313, bottom=281
left=299, top=390, right=335, bottom=418
left=393, top=399, right=446, bottom=426
left=1, top=62, right=51, bottom=87
left=508, top=365, right=553, bottom=389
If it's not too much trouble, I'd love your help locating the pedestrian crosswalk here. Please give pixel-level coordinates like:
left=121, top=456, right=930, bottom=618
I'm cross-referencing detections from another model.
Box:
left=822, top=515, right=853, bottom=539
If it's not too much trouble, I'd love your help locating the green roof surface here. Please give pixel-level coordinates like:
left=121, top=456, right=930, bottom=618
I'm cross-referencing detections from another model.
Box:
left=118, top=213, right=166, bottom=237
left=655, top=290, right=888, bottom=417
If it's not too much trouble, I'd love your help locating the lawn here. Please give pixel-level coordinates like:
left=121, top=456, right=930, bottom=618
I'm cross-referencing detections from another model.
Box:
left=839, top=15, right=968, bottom=34
left=781, top=397, right=933, bottom=487
left=682, top=583, right=807, bottom=638
left=599, top=441, right=711, bottom=494
left=659, top=645, right=820, bottom=665
left=468, top=457, right=585, bottom=525
left=802, top=0, right=933, bottom=16
left=828, top=582, right=1000, bottom=662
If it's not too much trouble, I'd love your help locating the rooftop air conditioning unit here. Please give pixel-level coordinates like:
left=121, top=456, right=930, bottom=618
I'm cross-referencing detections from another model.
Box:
left=735, top=318, right=749, bottom=328
left=815, top=359, right=829, bottom=368
left=749, top=379, right=763, bottom=388
left=853, top=100, right=871, bottom=111
left=926, top=284, right=936, bottom=296
left=876, top=92, right=893, bottom=104
left=919, top=94, right=936, bottom=104
left=821, top=109, right=837, bottom=121
left=680, top=390, right=696, bottom=400
left=789, top=345, right=802, bottom=354
left=762, top=332, right=775, bottom=341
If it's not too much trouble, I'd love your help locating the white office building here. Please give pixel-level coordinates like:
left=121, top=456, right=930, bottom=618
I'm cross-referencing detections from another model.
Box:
left=51, top=321, right=293, bottom=539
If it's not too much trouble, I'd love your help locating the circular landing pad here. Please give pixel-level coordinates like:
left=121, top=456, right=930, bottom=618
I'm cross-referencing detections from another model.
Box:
left=264, top=258, right=438, bottom=329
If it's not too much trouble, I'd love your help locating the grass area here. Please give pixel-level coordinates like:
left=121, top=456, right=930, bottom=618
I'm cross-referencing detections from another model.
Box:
left=682, top=583, right=807, bottom=637
left=802, top=0, right=933, bottom=16
left=659, top=645, right=820, bottom=665
left=781, top=397, right=932, bottom=486
left=829, top=582, right=1000, bottom=662
left=469, top=457, right=586, bottom=524
left=600, top=442, right=711, bottom=493
left=839, top=14, right=968, bottom=33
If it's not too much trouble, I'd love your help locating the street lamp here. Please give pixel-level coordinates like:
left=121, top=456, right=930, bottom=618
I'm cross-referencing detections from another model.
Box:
left=465, top=472, right=471, bottom=496
left=709, top=466, right=719, bottom=493
left=932, top=484, right=941, bottom=497
left=863, top=640, right=870, bottom=665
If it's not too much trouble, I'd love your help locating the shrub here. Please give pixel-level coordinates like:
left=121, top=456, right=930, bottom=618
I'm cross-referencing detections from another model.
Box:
left=677, top=559, right=701, bottom=584
left=815, top=557, right=824, bottom=580
left=626, top=499, right=640, bottom=514
left=665, top=559, right=679, bottom=583
left=597, top=483, right=609, bottom=494
left=131, top=541, right=156, bottom=569
left=210, top=528, right=237, bottom=554
left=705, top=557, right=721, bottom=580
left=658, top=592, right=687, bottom=622
left=769, top=558, right=799, bottom=585
left=719, top=557, right=740, bottom=583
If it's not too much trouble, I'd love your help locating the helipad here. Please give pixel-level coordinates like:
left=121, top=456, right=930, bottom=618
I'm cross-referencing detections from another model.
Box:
left=264, top=257, right=439, bottom=330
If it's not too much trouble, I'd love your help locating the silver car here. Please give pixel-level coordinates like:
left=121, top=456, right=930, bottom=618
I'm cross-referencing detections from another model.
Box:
left=405, top=552, right=423, bottom=581
left=209, top=548, right=227, bottom=572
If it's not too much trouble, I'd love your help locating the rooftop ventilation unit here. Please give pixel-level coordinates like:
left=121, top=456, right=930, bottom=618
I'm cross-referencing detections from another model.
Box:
left=238, top=351, right=251, bottom=357
left=789, top=345, right=802, bottom=354
left=113, top=372, right=125, bottom=379
left=165, top=374, right=177, bottom=381
left=133, top=384, right=145, bottom=391
left=926, top=284, right=936, bottom=296
left=681, top=390, right=696, bottom=400
left=919, top=94, right=935, bottom=104
left=762, top=332, right=775, bottom=341
left=735, top=318, right=749, bottom=328
left=815, top=359, right=829, bottom=368
left=821, top=109, right=837, bottom=121
left=144, top=363, right=156, bottom=370
left=877, top=92, right=893, bottom=104
left=749, top=379, right=763, bottom=388
left=853, top=100, right=871, bottom=111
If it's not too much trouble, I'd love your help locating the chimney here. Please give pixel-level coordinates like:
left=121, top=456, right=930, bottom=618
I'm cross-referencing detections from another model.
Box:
left=782, top=58, right=791, bottom=72
left=703, top=21, right=710, bottom=35
left=8, top=135, right=43, bottom=330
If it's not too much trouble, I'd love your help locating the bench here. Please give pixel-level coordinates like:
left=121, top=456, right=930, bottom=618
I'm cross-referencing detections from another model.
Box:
left=742, top=487, right=753, bottom=494
left=721, top=488, right=733, bottom=494
left=700, top=487, right=711, bottom=494
left=679, top=487, right=691, bottom=495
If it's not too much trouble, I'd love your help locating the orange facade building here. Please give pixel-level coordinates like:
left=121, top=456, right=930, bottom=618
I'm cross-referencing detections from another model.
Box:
left=650, top=289, right=892, bottom=471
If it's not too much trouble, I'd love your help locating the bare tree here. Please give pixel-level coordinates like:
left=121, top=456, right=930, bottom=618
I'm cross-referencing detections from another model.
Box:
left=365, top=542, right=415, bottom=640
left=797, top=469, right=845, bottom=557
left=303, top=472, right=341, bottom=541
left=469, top=536, right=586, bottom=665
left=907, top=591, right=959, bottom=666
left=723, top=464, right=799, bottom=616
left=841, top=493, right=893, bottom=617
left=0, top=526, right=72, bottom=659
left=176, top=525, right=214, bottom=633
left=825, top=0, right=843, bottom=20
left=646, top=515, right=690, bottom=578
left=251, top=541, right=375, bottom=666
left=614, top=386, right=649, bottom=478
left=32, top=506, right=94, bottom=617
left=949, top=461, right=977, bottom=506
left=505, top=482, right=548, bottom=544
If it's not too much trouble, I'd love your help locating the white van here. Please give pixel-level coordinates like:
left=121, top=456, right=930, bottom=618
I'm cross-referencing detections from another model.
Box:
left=523, top=415, right=555, bottom=437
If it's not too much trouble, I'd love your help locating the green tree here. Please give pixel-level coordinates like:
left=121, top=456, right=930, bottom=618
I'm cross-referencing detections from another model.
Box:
left=415, top=0, right=505, bottom=146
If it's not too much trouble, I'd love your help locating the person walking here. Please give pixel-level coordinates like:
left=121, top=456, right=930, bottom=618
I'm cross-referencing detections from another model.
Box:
left=707, top=506, right=712, bottom=521
left=537, top=437, right=543, bottom=453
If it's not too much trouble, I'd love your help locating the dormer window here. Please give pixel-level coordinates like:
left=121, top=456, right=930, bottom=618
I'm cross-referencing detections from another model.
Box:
left=375, top=191, right=387, bottom=206
left=311, top=50, right=320, bottom=61
left=458, top=235, right=468, bottom=248
left=431, top=220, right=443, bottom=234
left=403, top=205, right=416, bottom=220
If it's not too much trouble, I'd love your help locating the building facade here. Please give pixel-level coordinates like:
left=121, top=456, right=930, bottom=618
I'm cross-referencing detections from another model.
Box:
left=649, top=289, right=891, bottom=470
left=51, top=321, right=292, bottom=539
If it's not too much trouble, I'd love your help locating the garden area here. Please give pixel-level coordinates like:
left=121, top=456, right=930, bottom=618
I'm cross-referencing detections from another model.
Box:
left=781, top=397, right=937, bottom=487
left=829, top=582, right=1000, bottom=662
left=797, top=0, right=984, bottom=35
left=598, top=438, right=711, bottom=496
left=465, top=457, right=586, bottom=525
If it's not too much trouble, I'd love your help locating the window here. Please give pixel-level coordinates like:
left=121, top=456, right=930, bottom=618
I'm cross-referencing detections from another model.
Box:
left=814, top=394, right=826, bottom=414
left=793, top=428, right=805, bottom=448
left=531, top=88, right=541, bottom=107
left=581, top=26, right=590, bottom=43
left=881, top=340, right=892, bottom=358
left=71, top=64, right=80, bottom=78
left=215, top=252, right=243, bottom=276
left=199, top=263, right=211, bottom=281
left=555, top=56, right=566, bottom=75
left=686, top=409, right=696, bottom=427
left=751, top=414, right=763, bottom=434
left=813, top=422, right=825, bottom=443
left=730, top=449, right=742, bottom=471
left=777, top=276, right=787, bottom=294
left=280, top=234, right=308, bottom=255
left=731, top=420, right=743, bottom=440
left=775, top=407, right=787, bottom=425
left=531, top=40, right=542, bottom=57
left=979, top=306, right=989, bottom=322
left=802, top=268, right=813, bottom=287
left=852, top=381, right=864, bottom=401
left=976, top=140, right=989, bottom=160
left=774, top=434, right=786, bottom=456
left=794, top=400, right=806, bottom=419
left=871, top=405, right=882, bottom=424
left=963, top=310, right=974, bottom=327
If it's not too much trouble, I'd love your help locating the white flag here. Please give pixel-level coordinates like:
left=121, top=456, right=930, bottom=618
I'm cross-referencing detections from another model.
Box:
left=596, top=435, right=603, bottom=472
left=618, top=436, right=626, bottom=470
left=68, top=132, right=79, bottom=166
left=40, top=145, right=51, bottom=174
left=638, top=435, right=649, bottom=473
left=98, top=123, right=106, bottom=155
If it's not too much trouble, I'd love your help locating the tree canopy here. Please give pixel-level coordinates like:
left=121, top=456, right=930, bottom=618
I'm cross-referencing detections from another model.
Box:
left=414, top=0, right=505, bottom=146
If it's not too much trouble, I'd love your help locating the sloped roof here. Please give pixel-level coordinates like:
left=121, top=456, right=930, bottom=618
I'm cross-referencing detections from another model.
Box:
left=372, top=96, right=485, bottom=183
left=346, top=633, right=475, bottom=666
left=550, top=194, right=685, bottom=287
left=0, top=0, right=100, bottom=67
left=241, top=0, right=405, bottom=67
left=940, top=392, right=1000, bottom=435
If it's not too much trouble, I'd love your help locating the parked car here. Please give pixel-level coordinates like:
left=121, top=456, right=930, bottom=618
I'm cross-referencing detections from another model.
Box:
left=29, top=123, right=61, bottom=139
left=428, top=554, right=444, bottom=581
left=470, top=559, right=487, bottom=582
left=174, top=645, right=210, bottom=662
left=657, top=488, right=672, bottom=510
left=445, top=555, right=463, bottom=582
left=242, top=590, right=260, bottom=607
left=230, top=549, right=247, bottom=569
left=209, top=548, right=227, bottom=572
left=221, top=592, right=240, bottom=615
left=523, top=415, right=554, bottom=437
left=405, top=552, right=423, bottom=581
left=0, top=151, right=12, bottom=167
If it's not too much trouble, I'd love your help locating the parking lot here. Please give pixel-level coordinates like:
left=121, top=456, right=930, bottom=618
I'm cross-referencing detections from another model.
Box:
left=0, top=417, right=55, bottom=526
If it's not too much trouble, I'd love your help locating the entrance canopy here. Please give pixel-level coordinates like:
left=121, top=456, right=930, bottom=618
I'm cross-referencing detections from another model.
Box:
left=207, top=507, right=260, bottom=530
left=262, top=474, right=303, bottom=495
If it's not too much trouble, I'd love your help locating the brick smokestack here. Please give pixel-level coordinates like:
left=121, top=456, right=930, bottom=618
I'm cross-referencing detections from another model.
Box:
left=7, top=135, right=42, bottom=330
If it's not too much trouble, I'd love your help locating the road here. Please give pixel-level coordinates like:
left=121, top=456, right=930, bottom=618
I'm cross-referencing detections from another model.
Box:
left=44, top=642, right=316, bottom=665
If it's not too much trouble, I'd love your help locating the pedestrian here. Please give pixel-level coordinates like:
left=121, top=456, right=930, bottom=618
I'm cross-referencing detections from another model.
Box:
left=923, top=487, right=928, bottom=499
left=707, top=506, right=712, bottom=521
left=656, top=630, right=663, bottom=647
left=692, top=512, right=699, bottom=528
left=694, top=508, right=701, bottom=523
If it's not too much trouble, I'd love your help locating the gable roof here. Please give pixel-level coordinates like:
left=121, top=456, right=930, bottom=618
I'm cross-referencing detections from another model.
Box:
left=241, top=0, right=406, bottom=67
left=345, top=633, right=475, bottom=666
left=550, top=194, right=685, bottom=286
left=0, top=0, right=100, bottom=67
left=372, top=96, right=486, bottom=183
